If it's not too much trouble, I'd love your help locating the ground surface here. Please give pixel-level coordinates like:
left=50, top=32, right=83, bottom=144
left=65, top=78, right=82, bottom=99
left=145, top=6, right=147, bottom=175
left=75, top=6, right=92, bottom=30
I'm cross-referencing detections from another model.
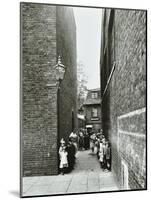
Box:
left=22, top=150, right=119, bottom=197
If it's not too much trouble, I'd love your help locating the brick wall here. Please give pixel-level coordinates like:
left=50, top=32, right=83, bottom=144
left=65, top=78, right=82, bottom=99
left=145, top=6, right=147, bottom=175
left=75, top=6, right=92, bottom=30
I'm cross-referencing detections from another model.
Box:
left=21, top=3, right=77, bottom=176
left=100, top=9, right=146, bottom=189
left=56, top=7, right=77, bottom=141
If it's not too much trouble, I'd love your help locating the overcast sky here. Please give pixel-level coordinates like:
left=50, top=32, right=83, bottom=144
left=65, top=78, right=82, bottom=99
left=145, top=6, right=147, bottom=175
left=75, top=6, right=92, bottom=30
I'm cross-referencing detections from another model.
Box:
left=73, top=7, right=102, bottom=90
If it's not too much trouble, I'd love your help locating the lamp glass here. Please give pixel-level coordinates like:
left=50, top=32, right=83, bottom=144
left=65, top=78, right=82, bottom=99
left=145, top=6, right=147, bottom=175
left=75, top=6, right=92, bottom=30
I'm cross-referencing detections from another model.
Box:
left=55, top=65, right=65, bottom=81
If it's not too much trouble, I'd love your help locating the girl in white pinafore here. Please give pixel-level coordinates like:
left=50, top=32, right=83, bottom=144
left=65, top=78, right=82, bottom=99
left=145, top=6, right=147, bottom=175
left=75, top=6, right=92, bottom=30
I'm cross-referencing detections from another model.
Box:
left=59, top=146, right=68, bottom=175
left=99, top=141, right=104, bottom=168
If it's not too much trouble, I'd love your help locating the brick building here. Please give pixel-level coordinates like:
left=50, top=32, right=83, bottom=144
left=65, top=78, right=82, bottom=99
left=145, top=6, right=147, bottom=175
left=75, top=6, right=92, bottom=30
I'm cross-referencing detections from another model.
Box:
left=100, top=9, right=146, bottom=189
left=83, top=89, right=101, bottom=133
left=21, top=3, right=77, bottom=176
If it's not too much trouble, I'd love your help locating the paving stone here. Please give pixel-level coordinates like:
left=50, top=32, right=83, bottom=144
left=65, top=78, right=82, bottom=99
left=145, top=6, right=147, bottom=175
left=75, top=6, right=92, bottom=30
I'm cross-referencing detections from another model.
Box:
left=22, top=150, right=119, bottom=196
left=67, top=184, right=87, bottom=193
left=46, top=181, right=70, bottom=194
left=24, top=185, right=50, bottom=196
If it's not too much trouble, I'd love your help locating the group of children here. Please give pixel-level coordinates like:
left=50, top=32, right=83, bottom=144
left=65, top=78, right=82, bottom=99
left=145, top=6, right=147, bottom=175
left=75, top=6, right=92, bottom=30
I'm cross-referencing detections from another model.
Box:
left=68, top=129, right=90, bottom=151
left=59, top=129, right=111, bottom=175
left=59, top=138, right=76, bottom=175
left=90, top=131, right=111, bottom=172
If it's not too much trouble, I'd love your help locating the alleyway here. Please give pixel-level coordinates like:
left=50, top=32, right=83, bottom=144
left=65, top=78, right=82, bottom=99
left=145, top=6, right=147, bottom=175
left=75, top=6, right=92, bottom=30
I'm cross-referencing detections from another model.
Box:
left=22, top=150, right=119, bottom=197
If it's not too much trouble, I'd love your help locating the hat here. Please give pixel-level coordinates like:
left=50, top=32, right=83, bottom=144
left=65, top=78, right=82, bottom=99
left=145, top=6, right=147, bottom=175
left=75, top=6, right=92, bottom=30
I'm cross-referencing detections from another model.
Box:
left=60, top=138, right=65, bottom=144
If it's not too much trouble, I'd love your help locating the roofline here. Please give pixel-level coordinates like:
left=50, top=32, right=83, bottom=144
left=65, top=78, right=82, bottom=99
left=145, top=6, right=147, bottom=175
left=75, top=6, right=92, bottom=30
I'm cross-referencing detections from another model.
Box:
left=83, top=103, right=101, bottom=106
left=87, top=88, right=100, bottom=92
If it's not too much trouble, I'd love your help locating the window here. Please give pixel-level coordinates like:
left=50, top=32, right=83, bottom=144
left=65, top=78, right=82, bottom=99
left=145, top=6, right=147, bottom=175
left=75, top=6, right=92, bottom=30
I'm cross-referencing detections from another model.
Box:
left=91, top=108, right=98, bottom=118
left=91, top=92, right=98, bottom=99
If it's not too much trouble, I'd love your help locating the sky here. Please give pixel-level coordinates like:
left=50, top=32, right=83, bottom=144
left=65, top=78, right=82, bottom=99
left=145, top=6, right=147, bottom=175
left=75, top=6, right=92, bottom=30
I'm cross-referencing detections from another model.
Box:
left=73, top=7, right=102, bottom=90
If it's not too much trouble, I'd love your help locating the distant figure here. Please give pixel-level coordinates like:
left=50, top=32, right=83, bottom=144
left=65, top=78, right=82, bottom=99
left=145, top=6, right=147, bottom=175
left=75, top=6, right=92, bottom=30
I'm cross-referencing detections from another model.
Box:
left=105, top=141, right=111, bottom=171
left=99, top=141, right=104, bottom=168
left=95, top=138, right=100, bottom=158
left=59, top=146, right=68, bottom=175
left=90, top=133, right=96, bottom=153
left=78, top=130, right=84, bottom=150
left=102, top=138, right=107, bottom=171
left=84, top=131, right=90, bottom=150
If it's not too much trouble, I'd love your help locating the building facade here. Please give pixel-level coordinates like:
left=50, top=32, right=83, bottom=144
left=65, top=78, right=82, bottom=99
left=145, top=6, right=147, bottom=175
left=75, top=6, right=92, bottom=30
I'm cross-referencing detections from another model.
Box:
left=83, top=89, right=101, bottom=133
left=100, top=9, right=146, bottom=189
left=21, top=3, right=77, bottom=176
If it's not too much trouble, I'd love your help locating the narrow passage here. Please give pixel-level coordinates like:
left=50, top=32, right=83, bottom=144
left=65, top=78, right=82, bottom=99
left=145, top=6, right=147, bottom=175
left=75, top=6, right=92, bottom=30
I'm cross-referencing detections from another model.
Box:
left=73, top=150, right=101, bottom=173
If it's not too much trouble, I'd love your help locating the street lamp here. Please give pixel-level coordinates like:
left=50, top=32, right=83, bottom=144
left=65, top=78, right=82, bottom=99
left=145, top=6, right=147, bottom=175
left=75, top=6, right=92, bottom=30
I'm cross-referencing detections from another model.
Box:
left=54, top=55, right=66, bottom=85
left=45, top=56, right=66, bottom=174
left=54, top=56, right=66, bottom=173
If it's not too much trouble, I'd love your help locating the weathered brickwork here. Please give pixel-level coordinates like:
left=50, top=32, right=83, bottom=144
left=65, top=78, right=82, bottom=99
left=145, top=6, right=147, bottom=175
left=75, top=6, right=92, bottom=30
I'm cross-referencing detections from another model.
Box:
left=56, top=7, right=77, bottom=141
left=100, top=9, right=146, bottom=189
left=21, top=3, right=77, bottom=176
left=118, top=109, right=146, bottom=189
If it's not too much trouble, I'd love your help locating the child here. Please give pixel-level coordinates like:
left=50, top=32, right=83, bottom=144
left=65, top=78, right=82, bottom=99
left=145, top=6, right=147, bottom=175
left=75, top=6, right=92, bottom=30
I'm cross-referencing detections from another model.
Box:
left=59, top=146, right=68, bottom=175
left=66, top=140, right=76, bottom=172
left=69, top=131, right=78, bottom=154
left=99, top=141, right=104, bottom=168
left=59, top=138, right=66, bottom=153
left=94, top=138, right=99, bottom=155
left=102, top=138, right=106, bottom=171
left=84, top=131, right=90, bottom=150
left=78, top=131, right=84, bottom=151
left=90, top=133, right=96, bottom=153
left=105, top=141, right=111, bottom=171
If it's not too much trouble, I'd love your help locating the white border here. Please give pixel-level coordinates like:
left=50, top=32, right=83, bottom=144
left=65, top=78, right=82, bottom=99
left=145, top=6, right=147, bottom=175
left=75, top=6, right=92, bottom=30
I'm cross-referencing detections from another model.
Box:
left=0, top=1, right=150, bottom=200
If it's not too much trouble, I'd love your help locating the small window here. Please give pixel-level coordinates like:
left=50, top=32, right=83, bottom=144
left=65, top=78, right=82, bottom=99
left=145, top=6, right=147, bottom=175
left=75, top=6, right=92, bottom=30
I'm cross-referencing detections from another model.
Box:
left=91, top=92, right=98, bottom=98
left=91, top=108, right=98, bottom=117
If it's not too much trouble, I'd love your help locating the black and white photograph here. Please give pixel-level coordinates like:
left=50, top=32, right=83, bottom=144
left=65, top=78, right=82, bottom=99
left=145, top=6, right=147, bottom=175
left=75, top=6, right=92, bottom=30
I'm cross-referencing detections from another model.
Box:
left=20, top=2, right=147, bottom=198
